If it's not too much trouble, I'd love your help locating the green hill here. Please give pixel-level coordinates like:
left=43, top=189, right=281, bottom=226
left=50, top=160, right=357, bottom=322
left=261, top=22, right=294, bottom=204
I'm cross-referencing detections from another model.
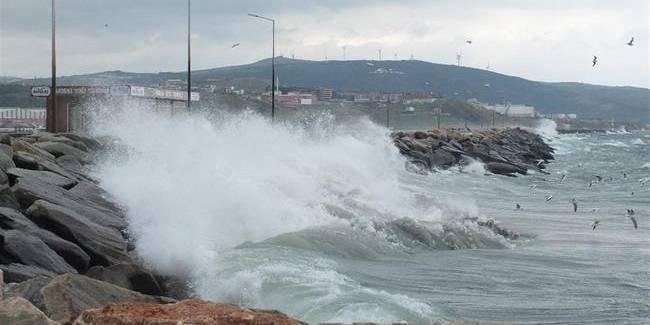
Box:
left=2, top=57, right=648, bottom=122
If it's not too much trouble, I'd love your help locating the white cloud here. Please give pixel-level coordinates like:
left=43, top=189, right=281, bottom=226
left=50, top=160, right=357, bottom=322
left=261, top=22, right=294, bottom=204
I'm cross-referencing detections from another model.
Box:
left=0, top=0, right=648, bottom=87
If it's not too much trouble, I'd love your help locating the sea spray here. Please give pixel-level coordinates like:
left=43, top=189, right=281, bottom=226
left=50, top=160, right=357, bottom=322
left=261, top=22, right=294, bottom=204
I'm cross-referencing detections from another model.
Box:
left=533, top=118, right=559, bottom=139
left=90, top=106, right=424, bottom=275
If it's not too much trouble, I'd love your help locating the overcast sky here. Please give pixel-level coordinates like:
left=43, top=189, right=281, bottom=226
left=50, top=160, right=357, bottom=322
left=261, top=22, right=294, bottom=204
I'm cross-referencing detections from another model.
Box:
left=1, top=0, right=648, bottom=88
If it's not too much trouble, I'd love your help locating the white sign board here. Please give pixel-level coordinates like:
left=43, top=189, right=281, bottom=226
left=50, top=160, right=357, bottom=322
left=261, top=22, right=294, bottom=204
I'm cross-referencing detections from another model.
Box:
left=31, top=86, right=51, bottom=97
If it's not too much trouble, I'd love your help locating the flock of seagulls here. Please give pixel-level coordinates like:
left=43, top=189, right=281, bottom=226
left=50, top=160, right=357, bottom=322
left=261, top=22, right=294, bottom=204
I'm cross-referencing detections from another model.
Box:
left=464, top=36, right=636, bottom=68
left=518, top=171, right=645, bottom=232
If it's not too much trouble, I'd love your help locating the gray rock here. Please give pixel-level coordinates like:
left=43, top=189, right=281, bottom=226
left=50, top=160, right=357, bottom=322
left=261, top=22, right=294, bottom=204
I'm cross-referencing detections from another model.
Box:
left=4, top=276, right=53, bottom=311
left=40, top=273, right=165, bottom=324
left=68, top=181, right=122, bottom=214
left=0, top=297, right=60, bottom=325
left=0, top=134, right=11, bottom=146
left=13, top=151, right=79, bottom=181
left=26, top=200, right=129, bottom=266
left=35, top=142, right=90, bottom=164
left=86, top=263, right=163, bottom=296
left=0, top=172, right=20, bottom=210
left=58, top=133, right=102, bottom=151
left=1, top=229, right=77, bottom=274
left=7, top=168, right=78, bottom=189
left=0, top=143, right=13, bottom=158
left=55, top=156, right=94, bottom=181
left=485, top=162, right=526, bottom=176
left=12, top=175, right=127, bottom=229
left=427, top=149, right=457, bottom=168
left=0, top=149, right=16, bottom=172
left=33, top=133, right=89, bottom=152
left=12, top=139, right=56, bottom=162
left=0, top=263, right=56, bottom=283
left=0, top=207, right=90, bottom=272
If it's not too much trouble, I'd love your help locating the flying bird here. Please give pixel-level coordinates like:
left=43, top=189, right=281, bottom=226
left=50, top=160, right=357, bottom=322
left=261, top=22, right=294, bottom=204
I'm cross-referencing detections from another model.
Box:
left=536, top=160, right=545, bottom=167
left=627, top=37, right=634, bottom=46
left=466, top=40, right=473, bottom=44
left=516, top=203, right=521, bottom=210
left=572, top=198, right=578, bottom=213
left=545, top=194, right=553, bottom=202
left=592, top=220, right=601, bottom=231
left=560, top=174, right=567, bottom=183
left=628, top=216, right=638, bottom=229
left=592, top=56, right=598, bottom=67
left=594, top=175, right=603, bottom=182
left=231, top=43, right=241, bottom=48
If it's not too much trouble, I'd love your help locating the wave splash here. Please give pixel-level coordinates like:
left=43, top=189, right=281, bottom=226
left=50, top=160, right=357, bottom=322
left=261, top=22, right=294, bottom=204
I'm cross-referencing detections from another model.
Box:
left=90, top=106, right=516, bottom=323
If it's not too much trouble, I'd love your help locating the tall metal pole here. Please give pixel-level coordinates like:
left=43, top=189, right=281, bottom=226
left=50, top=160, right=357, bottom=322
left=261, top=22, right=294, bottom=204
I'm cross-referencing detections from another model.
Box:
left=271, top=19, right=275, bottom=122
left=50, top=0, right=56, bottom=132
left=248, top=13, right=275, bottom=122
left=187, top=0, right=191, bottom=111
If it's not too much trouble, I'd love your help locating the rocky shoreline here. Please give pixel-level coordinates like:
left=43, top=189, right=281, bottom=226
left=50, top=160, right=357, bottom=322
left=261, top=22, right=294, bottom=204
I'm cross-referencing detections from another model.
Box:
left=393, top=128, right=554, bottom=176
left=0, top=130, right=532, bottom=324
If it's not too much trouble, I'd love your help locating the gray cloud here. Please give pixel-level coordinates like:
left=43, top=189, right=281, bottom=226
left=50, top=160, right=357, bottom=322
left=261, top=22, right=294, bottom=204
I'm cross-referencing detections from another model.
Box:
left=1, top=0, right=648, bottom=87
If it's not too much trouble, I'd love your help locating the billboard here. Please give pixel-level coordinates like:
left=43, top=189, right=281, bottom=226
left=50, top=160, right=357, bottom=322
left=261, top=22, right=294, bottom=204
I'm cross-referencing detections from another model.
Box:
left=31, top=86, right=51, bottom=97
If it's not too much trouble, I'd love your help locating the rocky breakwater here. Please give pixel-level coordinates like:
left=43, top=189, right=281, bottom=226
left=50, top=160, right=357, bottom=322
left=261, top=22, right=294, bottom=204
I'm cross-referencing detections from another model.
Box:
left=393, top=128, right=554, bottom=176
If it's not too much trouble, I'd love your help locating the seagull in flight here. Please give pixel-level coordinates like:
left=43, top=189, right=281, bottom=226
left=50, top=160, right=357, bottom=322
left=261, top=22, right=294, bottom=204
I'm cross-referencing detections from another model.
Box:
left=560, top=174, right=567, bottom=183
left=516, top=203, right=521, bottom=210
left=231, top=43, right=241, bottom=48
left=545, top=194, right=554, bottom=202
left=592, top=220, right=601, bottom=231
left=627, top=37, right=635, bottom=46
left=592, top=56, right=598, bottom=67
left=466, top=40, right=473, bottom=44
left=627, top=216, right=638, bottom=229
left=572, top=198, right=578, bottom=213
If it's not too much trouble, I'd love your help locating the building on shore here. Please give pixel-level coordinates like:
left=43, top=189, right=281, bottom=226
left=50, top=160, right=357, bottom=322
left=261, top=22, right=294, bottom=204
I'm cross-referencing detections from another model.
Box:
left=317, top=88, right=333, bottom=101
left=260, top=91, right=319, bottom=108
left=0, top=107, right=46, bottom=133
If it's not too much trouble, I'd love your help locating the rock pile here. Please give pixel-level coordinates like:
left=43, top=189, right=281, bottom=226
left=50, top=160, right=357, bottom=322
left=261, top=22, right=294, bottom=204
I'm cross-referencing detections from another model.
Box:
left=392, top=128, right=554, bottom=176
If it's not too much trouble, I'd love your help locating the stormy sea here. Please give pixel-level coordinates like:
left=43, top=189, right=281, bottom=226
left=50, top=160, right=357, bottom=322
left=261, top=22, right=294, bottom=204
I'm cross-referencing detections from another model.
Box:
left=92, top=109, right=649, bottom=325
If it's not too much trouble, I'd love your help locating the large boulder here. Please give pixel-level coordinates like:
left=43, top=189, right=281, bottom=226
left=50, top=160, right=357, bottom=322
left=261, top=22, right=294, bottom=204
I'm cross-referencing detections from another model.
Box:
left=12, top=139, right=56, bottom=162
left=85, top=263, right=163, bottom=296
left=485, top=162, right=527, bottom=176
left=0, top=143, right=13, bottom=160
left=0, top=297, right=60, bottom=325
left=41, top=274, right=167, bottom=324
left=0, top=149, right=16, bottom=172
left=0, top=207, right=90, bottom=271
left=35, top=142, right=90, bottom=164
left=0, top=263, right=56, bottom=283
left=1, top=229, right=77, bottom=275
left=7, top=168, right=78, bottom=189
left=68, top=181, right=122, bottom=213
left=13, top=151, right=78, bottom=181
left=3, top=276, right=53, bottom=311
left=13, top=175, right=127, bottom=230
left=0, top=170, right=20, bottom=210
left=427, top=149, right=458, bottom=168
left=55, top=156, right=94, bottom=181
left=26, top=200, right=129, bottom=266
left=73, top=299, right=302, bottom=325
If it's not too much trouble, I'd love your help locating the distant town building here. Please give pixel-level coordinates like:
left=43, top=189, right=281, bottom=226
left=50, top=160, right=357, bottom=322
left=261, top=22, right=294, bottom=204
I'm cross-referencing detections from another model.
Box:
left=224, top=86, right=245, bottom=95
left=317, top=88, right=333, bottom=101
left=261, top=91, right=318, bottom=108
left=0, top=107, right=46, bottom=132
left=506, top=104, right=536, bottom=118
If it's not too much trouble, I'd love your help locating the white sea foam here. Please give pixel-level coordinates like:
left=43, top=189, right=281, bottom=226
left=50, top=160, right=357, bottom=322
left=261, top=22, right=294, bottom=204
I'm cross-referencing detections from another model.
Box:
left=532, top=118, right=559, bottom=139
left=631, top=138, right=646, bottom=145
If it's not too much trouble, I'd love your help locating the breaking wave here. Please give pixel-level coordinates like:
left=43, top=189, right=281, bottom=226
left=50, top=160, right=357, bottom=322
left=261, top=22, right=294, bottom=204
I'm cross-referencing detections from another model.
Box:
left=90, top=106, right=518, bottom=324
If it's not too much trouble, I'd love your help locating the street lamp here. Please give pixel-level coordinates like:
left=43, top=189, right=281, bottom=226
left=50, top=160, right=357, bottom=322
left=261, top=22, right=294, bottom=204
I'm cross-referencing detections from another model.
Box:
left=49, top=0, right=57, bottom=132
left=187, top=0, right=191, bottom=111
left=248, top=13, right=275, bottom=122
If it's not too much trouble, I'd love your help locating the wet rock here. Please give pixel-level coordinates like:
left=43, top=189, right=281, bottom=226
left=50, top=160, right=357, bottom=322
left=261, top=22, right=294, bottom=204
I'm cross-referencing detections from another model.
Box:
left=13, top=175, right=127, bottom=230
left=12, top=139, right=56, bottom=162
left=86, top=263, right=163, bottom=296
left=7, top=168, right=78, bottom=189
left=4, top=276, right=53, bottom=311
left=485, top=162, right=526, bottom=176
left=41, top=274, right=168, bottom=325
left=0, top=297, right=60, bottom=325
left=1, top=229, right=77, bottom=274
left=0, top=143, right=13, bottom=159
left=35, top=142, right=90, bottom=164
left=55, top=156, right=94, bottom=181
left=73, top=299, right=302, bottom=325
left=26, top=200, right=129, bottom=266
left=0, top=171, right=20, bottom=210
left=0, top=263, right=56, bottom=283
left=0, top=149, right=16, bottom=172
left=427, top=149, right=457, bottom=168
left=0, top=207, right=90, bottom=272
left=13, top=151, right=78, bottom=180
left=68, top=181, right=122, bottom=214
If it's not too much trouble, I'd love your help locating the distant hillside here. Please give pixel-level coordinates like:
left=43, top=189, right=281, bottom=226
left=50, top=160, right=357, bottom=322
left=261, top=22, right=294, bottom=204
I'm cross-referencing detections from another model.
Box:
left=2, top=58, right=648, bottom=122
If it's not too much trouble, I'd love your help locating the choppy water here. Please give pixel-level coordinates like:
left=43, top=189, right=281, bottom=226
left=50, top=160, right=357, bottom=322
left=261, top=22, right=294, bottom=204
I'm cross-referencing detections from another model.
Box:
left=93, top=109, right=649, bottom=325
